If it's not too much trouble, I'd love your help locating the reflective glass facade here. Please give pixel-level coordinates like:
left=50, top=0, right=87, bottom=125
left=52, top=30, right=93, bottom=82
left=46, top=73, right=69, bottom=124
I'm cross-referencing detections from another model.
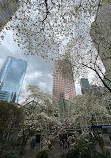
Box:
left=0, top=91, right=10, bottom=101
left=80, top=78, right=90, bottom=94
left=0, top=57, right=27, bottom=103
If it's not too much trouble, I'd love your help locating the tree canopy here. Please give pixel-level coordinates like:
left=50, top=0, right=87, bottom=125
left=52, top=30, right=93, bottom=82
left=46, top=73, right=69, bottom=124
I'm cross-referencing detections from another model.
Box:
left=18, top=85, right=60, bottom=150
left=69, top=93, right=111, bottom=133
left=0, top=101, right=23, bottom=141
left=0, top=0, right=111, bottom=89
left=0, top=0, right=100, bottom=59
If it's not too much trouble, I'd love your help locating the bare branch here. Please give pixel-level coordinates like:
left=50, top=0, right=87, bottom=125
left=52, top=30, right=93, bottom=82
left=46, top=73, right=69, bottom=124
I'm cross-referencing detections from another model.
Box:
left=42, top=0, right=49, bottom=22
left=82, top=63, right=111, bottom=93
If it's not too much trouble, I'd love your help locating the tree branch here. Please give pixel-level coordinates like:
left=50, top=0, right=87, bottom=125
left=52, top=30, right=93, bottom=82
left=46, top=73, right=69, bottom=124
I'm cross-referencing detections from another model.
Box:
left=82, top=63, right=111, bottom=93
left=42, top=0, right=49, bottom=22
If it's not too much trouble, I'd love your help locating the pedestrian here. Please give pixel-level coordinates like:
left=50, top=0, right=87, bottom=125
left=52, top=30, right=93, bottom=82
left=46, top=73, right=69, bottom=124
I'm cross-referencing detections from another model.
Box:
left=30, top=139, right=36, bottom=149
left=59, top=140, right=63, bottom=147
left=48, top=139, right=52, bottom=149
left=71, top=135, right=75, bottom=143
left=64, top=139, right=68, bottom=148
left=67, top=137, right=70, bottom=148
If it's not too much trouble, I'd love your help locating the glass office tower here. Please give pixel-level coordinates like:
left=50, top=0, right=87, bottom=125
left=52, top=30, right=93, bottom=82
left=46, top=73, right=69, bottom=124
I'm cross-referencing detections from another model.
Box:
left=0, top=57, right=27, bottom=103
left=80, top=78, right=90, bottom=94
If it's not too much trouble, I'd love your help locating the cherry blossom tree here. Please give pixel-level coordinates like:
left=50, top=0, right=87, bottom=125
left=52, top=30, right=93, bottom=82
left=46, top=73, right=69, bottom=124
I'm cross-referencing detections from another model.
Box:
left=0, top=101, right=23, bottom=150
left=68, top=92, right=111, bottom=154
left=19, top=85, right=60, bottom=152
left=1, top=1, right=110, bottom=90
left=69, top=94, right=111, bottom=133
left=0, top=0, right=100, bottom=58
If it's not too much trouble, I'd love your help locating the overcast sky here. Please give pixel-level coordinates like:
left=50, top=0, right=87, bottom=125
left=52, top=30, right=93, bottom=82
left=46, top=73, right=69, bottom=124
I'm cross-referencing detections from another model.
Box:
left=0, top=30, right=54, bottom=101
left=0, top=30, right=82, bottom=103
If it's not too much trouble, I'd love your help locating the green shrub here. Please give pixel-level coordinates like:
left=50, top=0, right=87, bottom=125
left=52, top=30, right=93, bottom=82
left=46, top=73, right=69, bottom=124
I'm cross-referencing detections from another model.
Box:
left=79, top=151, right=90, bottom=158
left=65, top=149, right=103, bottom=158
left=65, top=149, right=79, bottom=158
left=79, top=151, right=103, bottom=158
left=0, top=150, right=19, bottom=158
left=59, top=153, right=66, bottom=158
left=106, top=155, right=111, bottom=158
left=36, top=150, right=48, bottom=158
left=63, top=135, right=105, bottom=158
left=5, top=152, right=19, bottom=158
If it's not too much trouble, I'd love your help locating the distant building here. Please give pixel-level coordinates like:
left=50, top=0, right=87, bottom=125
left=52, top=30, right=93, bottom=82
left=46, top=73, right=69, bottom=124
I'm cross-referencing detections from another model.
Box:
left=0, top=56, right=27, bottom=103
left=53, top=60, right=76, bottom=101
left=80, top=80, right=111, bottom=134
left=80, top=78, right=90, bottom=94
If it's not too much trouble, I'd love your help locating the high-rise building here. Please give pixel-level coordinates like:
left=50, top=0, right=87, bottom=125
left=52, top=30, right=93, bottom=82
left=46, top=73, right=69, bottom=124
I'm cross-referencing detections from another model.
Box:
left=90, top=2, right=111, bottom=89
left=80, top=78, right=90, bottom=94
left=53, top=60, right=76, bottom=101
left=0, top=91, right=10, bottom=101
left=0, top=56, right=27, bottom=103
left=0, top=0, right=19, bottom=32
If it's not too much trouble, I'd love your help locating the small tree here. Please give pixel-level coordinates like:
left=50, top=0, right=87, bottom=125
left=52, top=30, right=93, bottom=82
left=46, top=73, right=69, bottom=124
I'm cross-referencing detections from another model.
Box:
left=19, top=85, right=60, bottom=153
left=0, top=101, right=23, bottom=144
left=69, top=93, right=111, bottom=154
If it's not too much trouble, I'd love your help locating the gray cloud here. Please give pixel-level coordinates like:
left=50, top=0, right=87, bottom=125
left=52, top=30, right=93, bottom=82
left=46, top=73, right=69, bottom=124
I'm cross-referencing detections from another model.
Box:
left=0, top=30, right=53, bottom=103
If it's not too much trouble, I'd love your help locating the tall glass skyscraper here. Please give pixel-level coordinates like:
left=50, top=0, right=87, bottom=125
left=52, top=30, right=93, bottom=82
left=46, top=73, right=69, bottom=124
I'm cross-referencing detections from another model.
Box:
left=0, top=57, right=27, bottom=103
